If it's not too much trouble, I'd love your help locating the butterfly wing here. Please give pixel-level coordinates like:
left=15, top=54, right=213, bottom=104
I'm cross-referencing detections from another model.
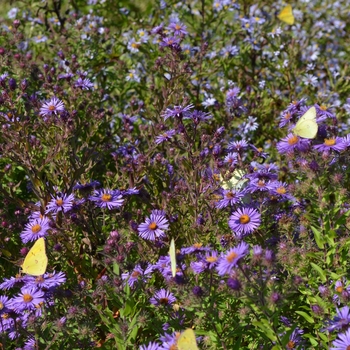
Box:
left=277, top=5, right=295, bottom=25
left=299, top=106, right=317, bottom=122
left=169, top=238, right=176, bottom=278
left=177, top=329, right=199, bottom=350
left=220, top=169, right=247, bottom=190
left=292, top=107, right=318, bottom=139
left=22, top=238, right=48, bottom=276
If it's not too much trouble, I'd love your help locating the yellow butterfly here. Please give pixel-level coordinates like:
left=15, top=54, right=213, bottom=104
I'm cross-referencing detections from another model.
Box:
left=277, top=4, right=295, bottom=25
left=169, top=238, right=176, bottom=278
left=22, top=237, right=48, bottom=276
left=177, top=328, right=199, bottom=350
left=220, top=169, right=247, bottom=191
left=292, top=106, right=318, bottom=139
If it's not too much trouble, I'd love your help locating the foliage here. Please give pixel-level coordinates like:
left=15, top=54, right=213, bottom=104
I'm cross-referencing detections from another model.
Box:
left=0, top=0, right=350, bottom=349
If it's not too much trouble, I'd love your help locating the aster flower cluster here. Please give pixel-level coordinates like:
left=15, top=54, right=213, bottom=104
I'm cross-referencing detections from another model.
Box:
left=0, top=271, right=66, bottom=343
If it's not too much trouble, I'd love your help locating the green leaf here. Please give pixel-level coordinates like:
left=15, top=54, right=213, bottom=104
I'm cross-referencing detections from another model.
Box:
left=295, top=311, right=314, bottom=323
left=310, top=262, right=327, bottom=282
left=311, top=226, right=324, bottom=249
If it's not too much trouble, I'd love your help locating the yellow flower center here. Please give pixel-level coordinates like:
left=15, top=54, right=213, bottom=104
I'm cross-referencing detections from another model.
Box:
left=276, top=187, right=286, bottom=194
left=131, top=42, right=140, bottom=49
left=139, top=31, right=144, bottom=36
left=23, top=293, right=33, bottom=303
left=31, top=224, right=41, bottom=234
left=159, top=297, right=169, bottom=305
left=320, top=105, right=327, bottom=111
left=2, top=313, right=9, bottom=319
left=193, top=243, right=202, bottom=249
left=288, top=135, right=299, bottom=145
left=131, top=271, right=141, bottom=278
left=255, top=17, right=260, bottom=21
left=101, top=193, right=112, bottom=202
left=324, top=138, right=336, bottom=146
left=287, top=340, right=295, bottom=348
left=0, top=302, right=3, bottom=310
left=36, top=276, right=44, bottom=283
left=239, top=214, right=250, bottom=224
left=206, top=256, right=218, bottom=263
left=56, top=198, right=63, bottom=206
left=49, top=105, right=55, bottom=111
left=258, top=180, right=265, bottom=187
left=226, top=251, right=238, bottom=263
left=175, top=24, right=181, bottom=30
left=226, top=192, right=235, bottom=199
left=336, top=286, right=343, bottom=293
left=149, top=222, right=158, bottom=230
left=284, top=112, right=291, bottom=120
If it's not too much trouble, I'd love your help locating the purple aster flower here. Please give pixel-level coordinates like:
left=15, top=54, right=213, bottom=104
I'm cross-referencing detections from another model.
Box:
left=24, top=337, right=37, bottom=350
left=89, top=189, right=124, bottom=210
left=167, top=21, right=188, bottom=36
left=0, top=274, right=32, bottom=290
left=20, top=216, right=51, bottom=243
left=45, top=193, right=75, bottom=214
left=323, top=306, right=350, bottom=332
left=224, top=152, right=238, bottom=166
left=269, top=181, right=295, bottom=201
left=315, top=104, right=336, bottom=120
left=245, top=178, right=270, bottom=193
left=190, top=261, right=206, bottom=274
left=155, top=129, right=176, bottom=144
left=215, top=189, right=244, bottom=209
left=278, top=110, right=295, bottom=128
left=313, top=137, right=347, bottom=152
left=286, top=328, right=304, bottom=349
left=74, top=77, right=94, bottom=90
left=0, top=296, right=10, bottom=314
left=121, top=264, right=153, bottom=288
left=277, top=133, right=310, bottom=154
left=216, top=242, right=249, bottom=275
left=330, top=328, right=350, bottom=350
left=229, top=207, right=261, bottom=238
left=227, top=140, right=249, bottom=152
left=162, top=104, right=194, bottom=121
left=138, top=210, right=169, bottom=241
left=184, top=110, right=212, bottom=124
left=150, top=289, right=176, bottom=306
left=181, top=243, right=210, bottom=255
left=159, top=36, right=181, bottom=47
left=121, top=187, right=140, bottom=196
left=139, top=342, right=161, bottom=350
left=341, top=134, right=350, bottom=148
left=25, top=271, right=66, bottom=289
left=9, top=286, right=45, bottom=312
left=73, top=180, right=101, bottom=191
left=39, top=97, right=65, bottom=117
left=159, top=332, right=177, bottom=349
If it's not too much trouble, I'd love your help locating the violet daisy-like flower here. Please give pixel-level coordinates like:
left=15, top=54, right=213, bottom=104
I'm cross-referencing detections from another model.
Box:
left=330, top=328, right=350, bottom=350
left=139, top=342, right=161, bottom=350
left=0, top=296, right=10, bottom=315
left=26, top=271, right=66, bottom=289
left=155, top=129, right=176, bottom=144
left=313, top=137, right=347, bottom=152
left=89, top=189, right=124, bottom=210
left=224, top=152, right=238, bottom=166
left=159, top=36, right=181, bottom=48
left=229, top=207, right=261, bottom=237
left=150, top=289, right=176, bottom=306
left=45, top=193, right=75, bottom=214
left=323, top=306, right=350, bottom=332
left=0, top=274, right=32, bottom=290
left=286, top=328, right=304, bottom=349
left=121, top=264, right=153, bottom=288
left=20, top=216, right=50, bottom=243
left=9, top=286, right=45, bottom=312
left=138, top=210, right=169, bottom=241
left=277, top=133, right=310, bottom=154
left=216, top=242, right=249, bottom=275
left=227, top=140, right=249, bottom=152
left=39, top=96, right=65, bottom=117
left=215, top=189, right=244, bottom=209
left=167, top=21, right=188, bottom=36
left=162, top=104, right=194, bottom=121
left=74, top=77, right=94, bottom=90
